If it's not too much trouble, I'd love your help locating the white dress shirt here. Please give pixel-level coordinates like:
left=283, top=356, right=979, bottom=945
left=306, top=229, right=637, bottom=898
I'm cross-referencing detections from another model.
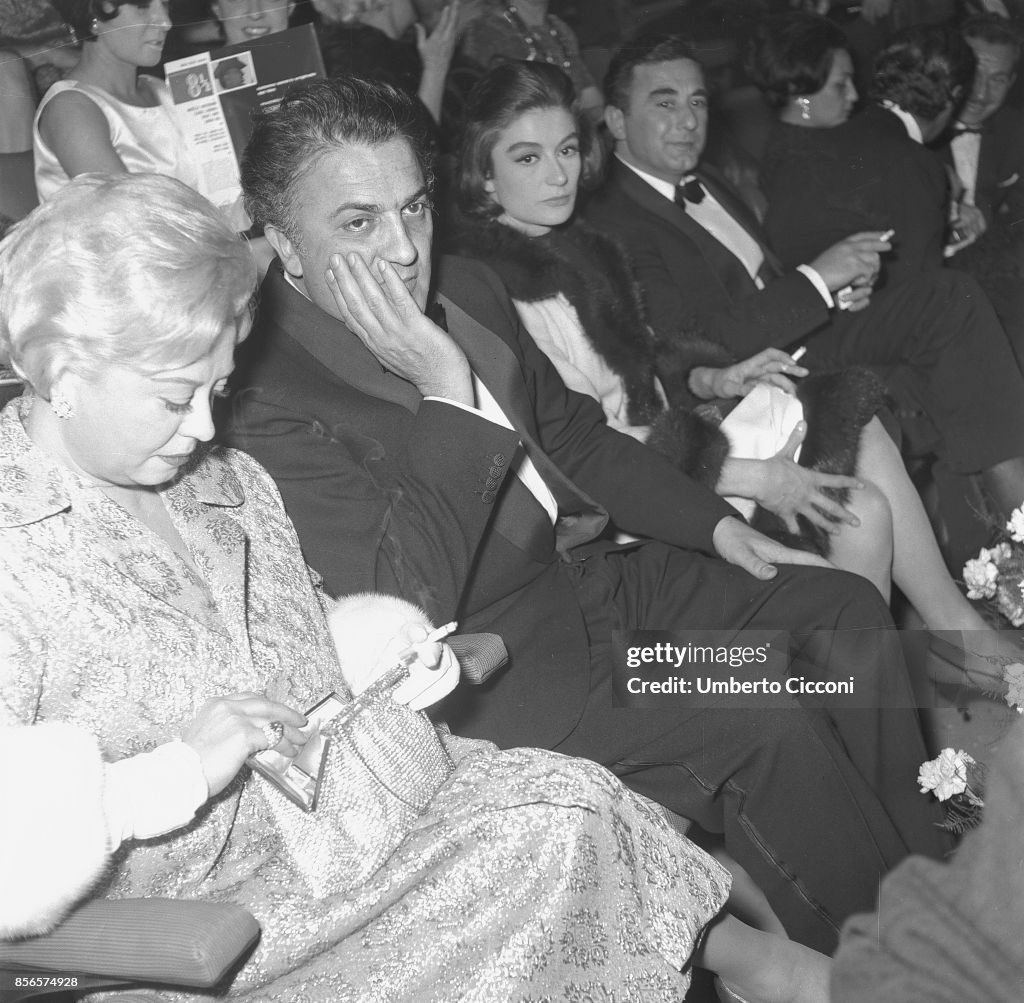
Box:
left=615, top=156, right=833, bottom=305
left=950, top=128, right=982, bottom=206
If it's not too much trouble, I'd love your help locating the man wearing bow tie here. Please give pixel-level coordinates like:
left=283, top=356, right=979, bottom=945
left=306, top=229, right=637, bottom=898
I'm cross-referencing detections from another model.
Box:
left=942, top=14, right=1024, bottom=245
left=585, top=30, right=1024, bottom=525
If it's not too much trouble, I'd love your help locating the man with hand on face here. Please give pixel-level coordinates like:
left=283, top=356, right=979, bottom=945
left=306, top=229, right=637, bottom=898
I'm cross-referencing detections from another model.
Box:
left=225, top=76, right=948, bottom=953
left=584, top=32, right=1024, bottom=525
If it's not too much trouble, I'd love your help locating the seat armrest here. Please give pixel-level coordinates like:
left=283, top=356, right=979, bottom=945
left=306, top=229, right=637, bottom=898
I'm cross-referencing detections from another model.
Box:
left=0, top=899, right=259, bottom=988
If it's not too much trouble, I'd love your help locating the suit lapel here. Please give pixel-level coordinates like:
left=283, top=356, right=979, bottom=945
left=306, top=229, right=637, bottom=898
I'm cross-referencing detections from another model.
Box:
left=609, top=162, right=764, bottom=297
left=262, top=265, right=422, bottom=413
left=695, top=165, right=784, bottom=277
left=438, top=295, right=537, bottom=436
left=439, top=294, right=608, bottom=553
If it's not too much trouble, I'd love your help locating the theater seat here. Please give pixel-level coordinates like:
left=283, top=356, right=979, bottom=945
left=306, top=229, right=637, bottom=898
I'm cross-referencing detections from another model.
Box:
left=0, top=898, right=260, bottom=1002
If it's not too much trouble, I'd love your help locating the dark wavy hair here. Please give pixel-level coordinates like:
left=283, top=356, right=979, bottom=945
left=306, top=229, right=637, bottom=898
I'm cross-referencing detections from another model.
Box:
left=49, top=0, right=154, bottom=43
left=456, top=61, right=602, bottom=220
left=241, top=76, right=437, bottom=244
left=603, top=32, right=699, bottom=111
left=962, top=13, right=1022, bottom=69
left=870, top=24, right=976, bottom=121
left=747, top=12, right=849, bottom=109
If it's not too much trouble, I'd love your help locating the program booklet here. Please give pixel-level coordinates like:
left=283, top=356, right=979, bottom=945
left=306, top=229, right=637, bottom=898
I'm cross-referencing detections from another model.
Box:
left=164, top=24, right=325, bottom=222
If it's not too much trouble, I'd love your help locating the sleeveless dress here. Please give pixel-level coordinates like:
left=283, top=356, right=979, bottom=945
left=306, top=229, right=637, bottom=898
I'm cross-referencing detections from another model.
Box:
left=33, top=78, right=247, bottom=230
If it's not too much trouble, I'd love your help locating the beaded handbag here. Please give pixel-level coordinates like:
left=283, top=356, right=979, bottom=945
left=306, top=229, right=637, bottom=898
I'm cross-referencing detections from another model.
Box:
left=255, top=665, right=454, bottom=898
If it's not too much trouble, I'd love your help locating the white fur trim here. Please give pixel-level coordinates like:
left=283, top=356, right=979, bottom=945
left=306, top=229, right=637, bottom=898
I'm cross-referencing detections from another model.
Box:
left=328, top=592, right=433, bottom=697
left=0, top=723, right=111, bottom=938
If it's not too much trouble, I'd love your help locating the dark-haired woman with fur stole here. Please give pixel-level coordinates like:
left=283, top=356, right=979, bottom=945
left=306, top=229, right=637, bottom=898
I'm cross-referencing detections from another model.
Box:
left=451, top=60, right=1017, bottom=692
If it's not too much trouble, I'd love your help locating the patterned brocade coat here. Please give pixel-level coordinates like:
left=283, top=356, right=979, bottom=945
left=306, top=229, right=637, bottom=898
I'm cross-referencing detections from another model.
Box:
left=0, top=396, right=728, bottom=1002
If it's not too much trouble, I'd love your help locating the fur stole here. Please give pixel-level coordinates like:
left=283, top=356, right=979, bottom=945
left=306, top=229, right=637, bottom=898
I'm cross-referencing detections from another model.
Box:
left=450, top=215, right=731, bottom=422
left=450, top=214, right=887, bottom=556
left=0, top=723, right=111, bottom=938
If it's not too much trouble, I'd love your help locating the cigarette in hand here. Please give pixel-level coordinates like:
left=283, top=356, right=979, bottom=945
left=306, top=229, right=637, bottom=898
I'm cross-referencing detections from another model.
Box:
left=790, top=346, right=807, bottom=362
left=879, top=229, right=895, bottom=244
left=397, top=621, right=458, bottom=671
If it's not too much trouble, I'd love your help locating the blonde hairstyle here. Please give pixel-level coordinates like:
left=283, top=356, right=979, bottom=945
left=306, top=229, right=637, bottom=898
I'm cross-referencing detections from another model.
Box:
left=0, top=173, right=256, bottom=397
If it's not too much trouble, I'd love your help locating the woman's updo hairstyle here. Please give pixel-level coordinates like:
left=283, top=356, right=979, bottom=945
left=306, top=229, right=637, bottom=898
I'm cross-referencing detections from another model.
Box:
left=0, top=174, right=255, bottom=398
left=49, top=0, right=155, bottom=43
left=457, top=60, right=603, bottom=220
left=747, top=12, right=848, bottom=109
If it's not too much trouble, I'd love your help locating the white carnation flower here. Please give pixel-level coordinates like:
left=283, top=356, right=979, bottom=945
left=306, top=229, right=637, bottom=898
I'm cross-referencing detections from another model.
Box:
left=918, top=748, right=974, bottom=801
left=1004, top=663, right=1024, bottom=714
left=1007, top=506, right=1024, bottom=544
left=964, top=555, right=999, bottom=600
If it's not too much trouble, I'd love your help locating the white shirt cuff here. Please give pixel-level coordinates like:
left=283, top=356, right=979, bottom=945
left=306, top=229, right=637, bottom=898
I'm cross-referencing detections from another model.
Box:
left=103, top=741, right=209, bottom=844
left=796, top=264, right=835, bottom=308
left=423, top=395, right=502, bottom=425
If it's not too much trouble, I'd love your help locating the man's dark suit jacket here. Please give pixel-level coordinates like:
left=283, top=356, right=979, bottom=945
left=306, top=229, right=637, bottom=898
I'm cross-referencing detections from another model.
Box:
left=941, top=105, right=1024, bottom=228
left=760, top=105, right=949, bottom=287
left=582, top=158, right=830, bottom=358
left=225, top=257, right=734, bottom=749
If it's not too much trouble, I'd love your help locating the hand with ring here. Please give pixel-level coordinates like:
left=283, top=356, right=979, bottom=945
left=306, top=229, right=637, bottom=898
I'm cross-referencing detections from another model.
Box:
left=182, top=693, right=312, bottom=796
left=262, top=720, right=285, bottom=750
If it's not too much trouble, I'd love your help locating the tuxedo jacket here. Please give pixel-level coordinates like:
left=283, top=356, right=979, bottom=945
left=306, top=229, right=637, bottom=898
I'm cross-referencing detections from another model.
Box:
left=583, top=158, right=830, bottom=359
left=761, top=106, right=949, bottom=287
left=224, top=257, right=733, bottom=748
left=940, top=105, right=1024, bottom=228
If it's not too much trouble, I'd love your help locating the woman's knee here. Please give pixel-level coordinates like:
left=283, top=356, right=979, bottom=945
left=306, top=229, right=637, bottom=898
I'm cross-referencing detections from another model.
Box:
left=845, top=480, right=893, bottom=542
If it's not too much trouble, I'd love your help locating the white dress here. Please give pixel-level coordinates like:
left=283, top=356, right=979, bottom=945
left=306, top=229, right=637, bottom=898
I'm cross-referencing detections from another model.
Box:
left=32, top=77, right=247, bottom=230
left=33, top=77, right=200, bottom=200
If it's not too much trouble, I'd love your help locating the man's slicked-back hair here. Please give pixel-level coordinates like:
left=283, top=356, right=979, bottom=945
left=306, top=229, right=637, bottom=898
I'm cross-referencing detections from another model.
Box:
left=241, top=75, right=437, bottom=242
left=604, top=32, right=700, bottom=111
left=962, top=13, right=1022, bottom=69
left=870, top=24, right=976, bottom=121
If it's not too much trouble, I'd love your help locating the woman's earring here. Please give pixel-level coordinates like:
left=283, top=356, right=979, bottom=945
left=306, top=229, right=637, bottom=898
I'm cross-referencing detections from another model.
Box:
left=90, top=17, right=101, bottom=34
left=51, top=393, right=74, bottom=419
left=798, top=98, right=811, bottom=121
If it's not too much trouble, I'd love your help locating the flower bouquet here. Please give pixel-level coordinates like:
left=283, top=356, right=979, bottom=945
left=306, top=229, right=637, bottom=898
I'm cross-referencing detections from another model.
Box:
left=918, top=748, right=986, bottom=833
left=963, top=503, right=1024, bottom=627
left=959, top=503, right=1024, bottom=711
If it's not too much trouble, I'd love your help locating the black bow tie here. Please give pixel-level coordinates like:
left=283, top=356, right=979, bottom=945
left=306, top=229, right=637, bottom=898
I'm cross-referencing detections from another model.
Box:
left=675, top=177, right=706, bottom=208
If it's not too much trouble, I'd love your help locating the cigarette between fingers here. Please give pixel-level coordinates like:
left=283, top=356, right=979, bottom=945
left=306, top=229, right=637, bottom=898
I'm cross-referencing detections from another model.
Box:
left=790, top=346, right=807, bottom=362
left=426, top=621, right=458, bottom=643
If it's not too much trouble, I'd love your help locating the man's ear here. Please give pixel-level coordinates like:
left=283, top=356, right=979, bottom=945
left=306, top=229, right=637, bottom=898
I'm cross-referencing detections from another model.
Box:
left=605, top=104, right=626, bottom=142
left=264, top=225, right=302, bottom=279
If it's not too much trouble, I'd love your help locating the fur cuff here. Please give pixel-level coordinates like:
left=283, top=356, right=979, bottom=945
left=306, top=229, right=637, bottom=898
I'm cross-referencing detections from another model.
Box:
left=0, top=723, right=111, bottom=939
left=646, top=403, right=731, bottom=490
left=328, top=592, right=433, bottom=697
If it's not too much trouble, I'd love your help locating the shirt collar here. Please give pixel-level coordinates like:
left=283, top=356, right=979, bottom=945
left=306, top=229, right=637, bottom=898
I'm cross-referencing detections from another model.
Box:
left=615, top=153, right=680, bottom=202
left=881, top=101, right=924, bottom=144
left=282, top=267, right=310, bottom=300
left=0, top=396, right=242, bottom=530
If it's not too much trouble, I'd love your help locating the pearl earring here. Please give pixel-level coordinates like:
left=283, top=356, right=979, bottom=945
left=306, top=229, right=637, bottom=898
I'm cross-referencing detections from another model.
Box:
left=51, top=393, right=74, bottom=419
left=90, top=17, right=101, bottom=34
left=798, top=98, right=811, bottom=121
